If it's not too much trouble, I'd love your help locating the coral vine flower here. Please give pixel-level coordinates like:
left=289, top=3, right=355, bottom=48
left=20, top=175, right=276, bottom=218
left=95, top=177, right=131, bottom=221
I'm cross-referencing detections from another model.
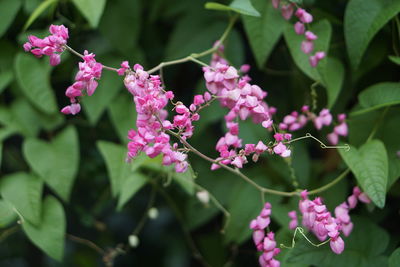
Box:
left=61, top=50, right=103, bottom=115
left=24, top=24, right=69, bottom=66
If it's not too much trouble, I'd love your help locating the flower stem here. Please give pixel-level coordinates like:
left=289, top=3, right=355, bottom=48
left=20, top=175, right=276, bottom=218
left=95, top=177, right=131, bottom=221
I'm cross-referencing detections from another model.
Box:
left=63, top=45, right=119, bottom=72
left=147, top=15, right=238, bottom=74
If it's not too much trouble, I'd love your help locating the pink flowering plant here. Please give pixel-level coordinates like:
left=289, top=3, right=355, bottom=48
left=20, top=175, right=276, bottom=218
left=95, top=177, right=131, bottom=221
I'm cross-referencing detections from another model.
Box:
left=1, top=0, right=400, bottom=266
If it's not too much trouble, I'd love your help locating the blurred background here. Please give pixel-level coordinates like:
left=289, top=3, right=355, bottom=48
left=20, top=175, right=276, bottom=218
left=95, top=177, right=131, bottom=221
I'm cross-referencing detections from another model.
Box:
left=0, top=0, right=399, bottom=266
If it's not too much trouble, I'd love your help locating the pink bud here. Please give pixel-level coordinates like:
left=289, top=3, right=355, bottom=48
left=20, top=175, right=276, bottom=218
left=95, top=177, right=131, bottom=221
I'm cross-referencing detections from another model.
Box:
left=261, top=119, right=273, bottom=128
left=301, top=40, right=314, bottom=54
left=240, top=64, right=250, bottom=73
left=271, top=0, right=280, bottom=9
left=204, top=92, right=212, bottom=101
left=305, top=31, right=317, bottom=41
left=281, top=4, right=294, bottom=20
left=330, top=237, right=345, bottom=254
left=23, top=42, right=32, bottom=52
left=87, top=79, right=98, bottom=96
left=253, top=230, right=265, bottom=245
left=294, top=22, right=305, bottom=35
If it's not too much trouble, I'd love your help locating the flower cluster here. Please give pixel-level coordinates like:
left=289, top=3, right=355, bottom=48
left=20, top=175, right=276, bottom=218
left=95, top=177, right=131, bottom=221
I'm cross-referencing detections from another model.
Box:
left=23, top=24, right=69, bottom=66
left=250, top=203, right=281, bottom=267
left=288, top=187, right=370, bottom=254
left=61, top=50, right=103, bottom=115
left=123, top=63, right=218, bottom=172
left=203, top=61, right=290, bottom=170
left=272, top=1, right=325, bottom=67
left=279, top=106, right=348, bottom=145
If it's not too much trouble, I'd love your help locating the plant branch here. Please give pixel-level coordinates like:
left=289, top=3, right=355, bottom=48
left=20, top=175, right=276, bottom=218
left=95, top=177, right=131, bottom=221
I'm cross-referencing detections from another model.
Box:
left=132, top=186, right=157, bottom=235
left=147, top=15, right=238, bottom=74
left=307, top=169, right=350, bottom=195
left=67, top=233, right=105, bottom=255
left=63, top=45, right=119, bottom=72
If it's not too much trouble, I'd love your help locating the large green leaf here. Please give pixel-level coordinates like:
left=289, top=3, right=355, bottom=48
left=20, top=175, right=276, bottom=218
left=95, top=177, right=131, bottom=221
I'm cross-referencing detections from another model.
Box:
left=389, top=55, right=400, bottom=65
left=0, top=0, right=21, bottom=38
left=284, top=19, right=332, bottom=83
left=344, top=0, right=400, bottom=69
left=0, top=200, right=17, bottom=227
left=97, top=141, right=149, bottom=197
left=351, top=82, right=400, bottom=116
left=0, top=70, right=13, bottom=95
left=0, top=172, right=43, bottom=225
left=82, top=60, right=122, bottom=125
left=117, top=172, right=147, bottom=211
left=165, top=9, right=243, bottom=64
left=325, top=57, right=344, bottom=108
left=339, top=140, right=388, bottom=208
left=14, top=53, right=57, bottom=114
left=242, top=0, right=286, bottom=68
left=389, top=247, right=400, bottom=267
left=22, top=196, right=65, bottom=261
left=0, top=99, right=64, bottom=138
left=99, top=0, right=141, bottom=56
left=71, top=0, right=106, bottom=28
left=23, top=126, right=79, bottom=202
left=108, top=92, right=137, bottom=143
left=205, top=0, right=260, bottom=17
left=286, top=217, right=389, bottom=267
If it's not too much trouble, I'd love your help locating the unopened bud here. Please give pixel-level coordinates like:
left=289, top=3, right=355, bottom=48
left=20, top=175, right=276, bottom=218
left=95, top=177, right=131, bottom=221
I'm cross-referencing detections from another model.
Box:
left=148, top=207, right=159, bottom=219
left=196, top=190, right=210, bottom=205
left=128, top=235, right=139, bottom=248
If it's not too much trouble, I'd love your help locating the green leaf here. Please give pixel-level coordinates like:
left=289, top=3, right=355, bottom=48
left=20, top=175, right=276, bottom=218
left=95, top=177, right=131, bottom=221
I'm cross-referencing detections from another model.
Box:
left=0, top=99, right=64, bottom=138
left=242, top=0, right=286, bottom=67
left=98, top=142, right=151, bottom=210
left=22, top=196, right=65, bottom=261
left=325, top=57, right=344, bottom=108
left=284, top=19, right=332, bottom=83
left=205, top=0, right=260, bottom=17
left=14, top=53, right=57, bottom=114
left=0, top=0, right=21, bottom=38
left=108, top=92, right=137, bottom=143
left=117, top=172, right=147, bottom=211
left=389, top=55, right=400, bottom=65
left=389, top=247, right=400, bottom=267
left=0, top=143, right=2, bottom=169
left=286, top=216, right=389, bottom=267
left=0, top=70, right=13, bottom=95
left=339, top=140, right=388, bottom=208
left=0, top=172, right=43, bottom=225
left=23, top=126, right=79, bottom=202
left=23, top=0, right=58, bottom=31
left=99, top=0, right=141, bottom=56
left=71, top=0, right=106, bottom=28
left=351, top=82, right=400, bottom=116
left=229, top=0, right=260, bottom=17
left=0, top=200, right=17, bottom=227
left=82, top=60, right=122, bottom=125
left=344, top=0, right=400, bottom=69
left=172, top=165, right=196, bottom=195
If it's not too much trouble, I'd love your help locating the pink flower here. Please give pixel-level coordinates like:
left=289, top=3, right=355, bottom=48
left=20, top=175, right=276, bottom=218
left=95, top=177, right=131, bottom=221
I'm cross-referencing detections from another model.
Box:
left=281, top=4, right=294, bottom=20
left=24, top=24, right=68, bottom=66
left=61, top=103, right=81, bottom=115
left=301, top=40, right=314, bottom=54
left=271, top=0, right=280, bottom=9
left=330, top=236, right=344, bottom=254
left=294, top=22, right=305, bottom=35
left=295, top=8, right=313, bottom=23
left=305, top=31, right=317, bottom=41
